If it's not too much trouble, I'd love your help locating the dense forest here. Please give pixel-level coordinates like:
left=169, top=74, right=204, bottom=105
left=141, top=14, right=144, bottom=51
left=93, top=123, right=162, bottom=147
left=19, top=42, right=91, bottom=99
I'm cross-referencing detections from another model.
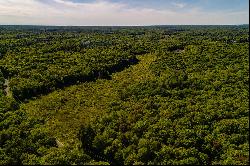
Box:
left=0, top=25, right=249, bottom=165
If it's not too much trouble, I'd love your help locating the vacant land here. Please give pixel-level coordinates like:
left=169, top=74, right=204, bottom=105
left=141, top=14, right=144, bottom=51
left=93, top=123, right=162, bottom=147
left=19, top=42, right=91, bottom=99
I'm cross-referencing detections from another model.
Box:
left=0, top=25, right=249, bottom=165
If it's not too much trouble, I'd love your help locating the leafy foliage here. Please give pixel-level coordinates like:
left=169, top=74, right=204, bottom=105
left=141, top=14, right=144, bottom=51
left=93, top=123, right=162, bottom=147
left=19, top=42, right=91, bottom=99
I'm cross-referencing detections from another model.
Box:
left=0, top=25, right=249, bottom=165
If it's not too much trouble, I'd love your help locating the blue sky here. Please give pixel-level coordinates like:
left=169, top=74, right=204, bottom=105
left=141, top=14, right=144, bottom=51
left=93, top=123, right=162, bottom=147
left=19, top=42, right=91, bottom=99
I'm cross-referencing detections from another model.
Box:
left=0, top=0, right=249, bottom=25
left=97, top=0, right=248, bottom=11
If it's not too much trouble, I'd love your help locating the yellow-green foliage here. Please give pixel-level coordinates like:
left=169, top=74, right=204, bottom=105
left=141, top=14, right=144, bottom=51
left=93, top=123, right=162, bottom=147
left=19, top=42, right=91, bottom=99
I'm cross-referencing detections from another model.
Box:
left=0, top=25, right=249, bottom=165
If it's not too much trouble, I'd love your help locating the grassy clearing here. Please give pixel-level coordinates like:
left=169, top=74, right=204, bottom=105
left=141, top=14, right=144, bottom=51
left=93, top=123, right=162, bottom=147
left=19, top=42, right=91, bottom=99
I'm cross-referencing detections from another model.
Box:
left=20, top=53, right=157, bottom=146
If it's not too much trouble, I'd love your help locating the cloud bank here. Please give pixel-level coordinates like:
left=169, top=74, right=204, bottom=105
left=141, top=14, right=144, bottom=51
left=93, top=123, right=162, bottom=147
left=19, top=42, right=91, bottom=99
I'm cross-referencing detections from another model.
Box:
left=0, top=0, right=248, bottom=25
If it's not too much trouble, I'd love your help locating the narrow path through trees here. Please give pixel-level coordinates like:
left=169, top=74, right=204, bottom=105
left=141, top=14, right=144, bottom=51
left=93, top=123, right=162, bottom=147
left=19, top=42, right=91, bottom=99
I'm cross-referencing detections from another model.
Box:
left=4, top=78, right=11, bottom=97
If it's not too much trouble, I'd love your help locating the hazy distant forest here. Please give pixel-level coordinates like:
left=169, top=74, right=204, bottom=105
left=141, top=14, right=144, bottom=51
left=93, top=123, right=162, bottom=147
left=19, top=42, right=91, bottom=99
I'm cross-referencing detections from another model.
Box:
left=0, top=25, right=249, bottom=165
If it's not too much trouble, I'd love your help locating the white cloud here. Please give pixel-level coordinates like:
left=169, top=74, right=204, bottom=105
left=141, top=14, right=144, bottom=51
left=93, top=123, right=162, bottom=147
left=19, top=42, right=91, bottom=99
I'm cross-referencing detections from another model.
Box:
left=0, top=0, right=248, bottom=25
left=172, top=2, right=186, bottom=9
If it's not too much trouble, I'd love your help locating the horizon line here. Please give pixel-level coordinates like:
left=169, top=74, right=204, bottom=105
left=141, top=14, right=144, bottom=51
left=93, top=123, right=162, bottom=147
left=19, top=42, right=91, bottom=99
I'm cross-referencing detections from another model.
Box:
left=0, top=24, right=249, bottom=27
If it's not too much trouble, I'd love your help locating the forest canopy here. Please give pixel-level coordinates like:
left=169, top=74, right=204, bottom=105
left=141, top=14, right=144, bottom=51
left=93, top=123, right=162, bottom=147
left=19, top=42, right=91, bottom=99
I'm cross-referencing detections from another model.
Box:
left=0, top=25, right=249, bottom=165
